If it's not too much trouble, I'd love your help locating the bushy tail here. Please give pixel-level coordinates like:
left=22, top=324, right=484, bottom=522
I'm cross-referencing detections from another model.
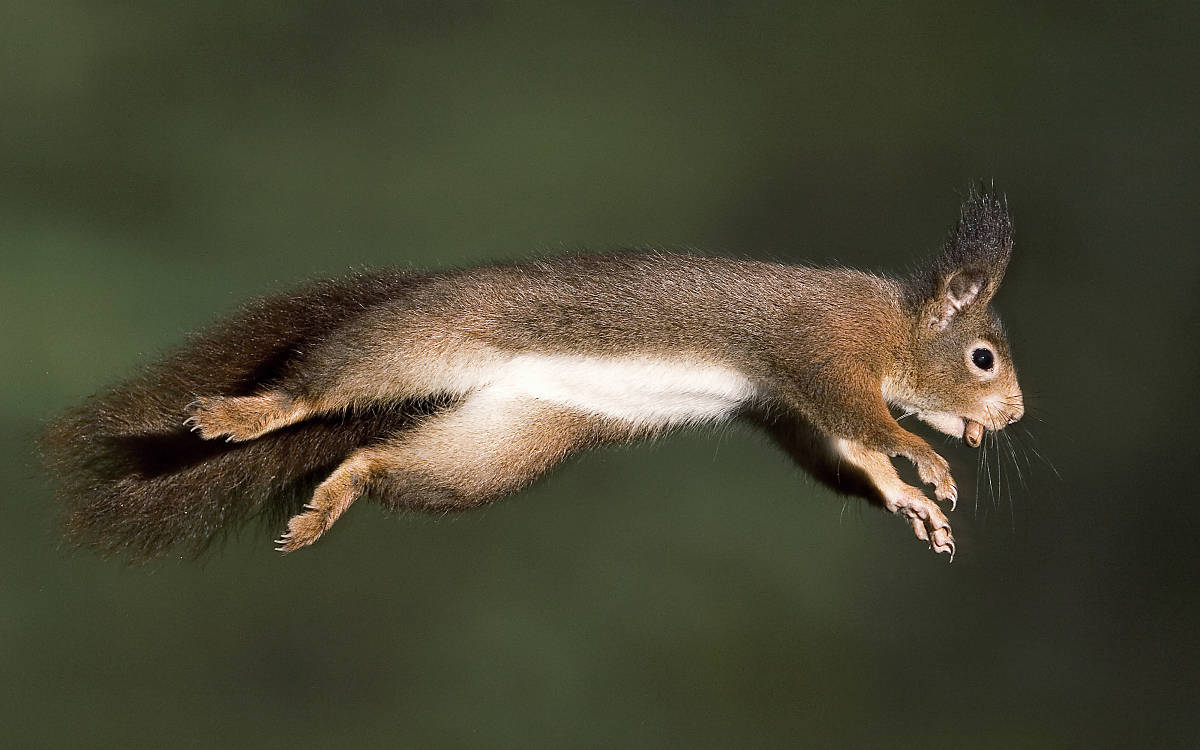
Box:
left=41, top=270, right=430, bottom=560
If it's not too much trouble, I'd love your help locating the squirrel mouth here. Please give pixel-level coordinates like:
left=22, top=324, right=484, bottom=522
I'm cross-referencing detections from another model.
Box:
left=964, top=419, right=986, bottom=448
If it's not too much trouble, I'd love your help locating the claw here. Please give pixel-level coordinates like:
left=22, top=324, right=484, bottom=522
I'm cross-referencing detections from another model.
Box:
left=929, top=526, right=956, bottom=559
left=892, top=488, right=956, bottom=558
left=939, top=536, right=956, bottom=562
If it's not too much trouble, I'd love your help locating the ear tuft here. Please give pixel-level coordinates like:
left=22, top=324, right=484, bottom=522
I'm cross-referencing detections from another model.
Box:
left=942, top=183, right=1013, bottom=279
left=914, top=183, right=1014, bottom=332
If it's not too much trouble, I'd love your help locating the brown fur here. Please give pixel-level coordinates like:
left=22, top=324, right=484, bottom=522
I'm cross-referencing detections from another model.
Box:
left=43, top=188, right=1023, bottom=560
left=275, top=396, right=645, bottom=552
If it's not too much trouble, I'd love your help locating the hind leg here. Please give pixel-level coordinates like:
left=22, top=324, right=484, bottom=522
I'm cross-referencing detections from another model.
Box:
left=185, top=353, right=501, bottom=442
left=187, top=338, right=504, bottom=442
left=276, top=389, right=626, bottom=552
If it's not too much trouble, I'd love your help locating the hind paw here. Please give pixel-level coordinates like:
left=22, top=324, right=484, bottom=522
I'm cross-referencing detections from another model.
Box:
left=275, top=507, right=329, bottom=553
left=184, top=393, right=295, bottom=442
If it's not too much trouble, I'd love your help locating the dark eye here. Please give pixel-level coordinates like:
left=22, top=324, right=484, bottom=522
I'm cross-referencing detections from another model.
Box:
left=972, top=347, right=994, bottom=370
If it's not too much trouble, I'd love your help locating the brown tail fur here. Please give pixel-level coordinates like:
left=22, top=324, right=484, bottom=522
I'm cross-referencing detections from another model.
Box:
left=40, top=270, right=443, bottom=560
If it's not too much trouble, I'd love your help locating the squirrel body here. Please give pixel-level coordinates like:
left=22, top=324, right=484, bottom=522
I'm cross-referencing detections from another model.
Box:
left=43, top=189, right=1023, bottom=560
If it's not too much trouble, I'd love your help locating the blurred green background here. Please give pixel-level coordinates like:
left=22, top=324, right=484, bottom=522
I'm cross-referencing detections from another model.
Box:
left=3, top=2, right=1197, bottom=747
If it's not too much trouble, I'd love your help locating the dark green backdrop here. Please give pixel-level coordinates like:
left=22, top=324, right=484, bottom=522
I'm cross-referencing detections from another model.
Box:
left=3, top=2, right=1197, bottom=747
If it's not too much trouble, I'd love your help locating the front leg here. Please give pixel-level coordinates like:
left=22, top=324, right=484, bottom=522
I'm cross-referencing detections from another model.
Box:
left=890, top=438, right=958, bottom=510
left=835, top=438, right=956, bottom=558
left=852, top=406, right=957, bottom=508
left=783, top=379, right=958, bottom=508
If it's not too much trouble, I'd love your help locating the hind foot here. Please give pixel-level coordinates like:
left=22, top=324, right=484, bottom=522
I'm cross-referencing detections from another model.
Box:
left=275, top=506, right=331, bottom=553
left=184, top=391, right=304, bottom=442
left=274, top=458, right=370, bottom=553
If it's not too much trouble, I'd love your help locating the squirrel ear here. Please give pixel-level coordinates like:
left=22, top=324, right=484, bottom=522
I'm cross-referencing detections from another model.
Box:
left=919, top=186, right=1013, bottom=332
left=925, top=267, right=991, bottom=331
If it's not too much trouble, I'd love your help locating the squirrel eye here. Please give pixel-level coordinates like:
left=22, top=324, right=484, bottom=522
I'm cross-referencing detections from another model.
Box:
left=971, top=347, right=994, bottom=371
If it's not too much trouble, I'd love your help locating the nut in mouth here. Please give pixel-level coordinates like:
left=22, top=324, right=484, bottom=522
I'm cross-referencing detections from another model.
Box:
left=964, top=419, right=985, bottom=448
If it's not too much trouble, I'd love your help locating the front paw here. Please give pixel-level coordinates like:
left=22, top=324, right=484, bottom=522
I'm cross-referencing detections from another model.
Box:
left=889, top=487, right=956, bottom=559
left=909, top=446, right=958, bottom=509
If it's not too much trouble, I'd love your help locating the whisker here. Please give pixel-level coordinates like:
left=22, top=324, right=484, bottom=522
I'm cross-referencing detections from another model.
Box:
left=974, top=423, right=985, bottom=516
left=993, top=413, right=1002, bottom=512
left=1020, top=426, right=1063, bottom=480
left=1016, top=412, right=1074, bottom=444
left=1000, top=430, right=1016, bottom=532
left=1002, top=430, right=1027, bottom=492
left=983, top=422, right=997, bottom=510
left=1010, top=430, right=1037, bottom=485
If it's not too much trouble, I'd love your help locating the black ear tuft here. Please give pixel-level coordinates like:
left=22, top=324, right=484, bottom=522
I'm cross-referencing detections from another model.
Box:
left=912, top=183, right=1015, bottom=332
left=941, top=183, right=1013, bottom=280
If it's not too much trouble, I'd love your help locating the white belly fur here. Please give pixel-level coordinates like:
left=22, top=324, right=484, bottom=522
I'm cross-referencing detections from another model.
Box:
left=479, top=354, right=758, bottom=429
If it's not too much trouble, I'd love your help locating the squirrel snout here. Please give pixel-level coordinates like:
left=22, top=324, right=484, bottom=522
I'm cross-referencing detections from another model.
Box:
left=983, top=394, right=1024, bottom=429
left=1005, top=396, right=1025, bottom=425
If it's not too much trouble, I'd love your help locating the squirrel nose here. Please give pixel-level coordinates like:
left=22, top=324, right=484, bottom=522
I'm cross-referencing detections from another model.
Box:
left=1007, top=397, right=1025, bottom=424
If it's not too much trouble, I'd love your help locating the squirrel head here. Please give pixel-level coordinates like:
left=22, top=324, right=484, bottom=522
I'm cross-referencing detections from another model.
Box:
left=892, top=187, right=1024, bottom=439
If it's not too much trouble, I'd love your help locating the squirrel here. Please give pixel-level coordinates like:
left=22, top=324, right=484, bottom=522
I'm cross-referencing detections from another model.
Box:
left=42, top=186, right=1023, bottom=561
